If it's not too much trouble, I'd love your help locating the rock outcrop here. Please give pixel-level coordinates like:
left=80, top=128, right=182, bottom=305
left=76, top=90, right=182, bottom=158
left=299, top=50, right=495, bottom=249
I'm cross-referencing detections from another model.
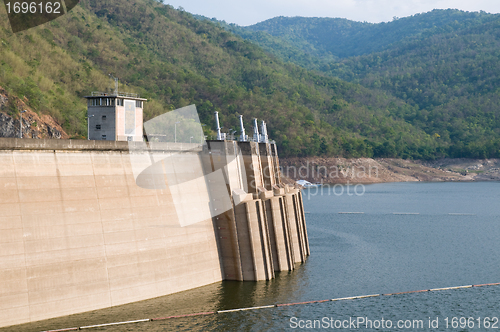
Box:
left=0, top=86, right=68, bottom=139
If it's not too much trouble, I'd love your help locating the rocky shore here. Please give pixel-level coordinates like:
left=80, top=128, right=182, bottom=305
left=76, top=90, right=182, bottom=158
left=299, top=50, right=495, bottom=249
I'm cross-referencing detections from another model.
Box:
left=280, top=157, right=500, bottom=184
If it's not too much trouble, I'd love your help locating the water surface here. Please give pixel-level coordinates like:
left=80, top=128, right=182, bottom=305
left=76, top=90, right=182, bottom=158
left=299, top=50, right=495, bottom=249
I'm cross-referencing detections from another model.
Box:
left=6, top=182, right=500, bottom=331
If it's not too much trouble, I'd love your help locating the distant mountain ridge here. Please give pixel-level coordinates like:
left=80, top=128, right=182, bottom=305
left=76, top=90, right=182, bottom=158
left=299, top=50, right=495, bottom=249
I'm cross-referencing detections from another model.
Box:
left=2, top=3, right=500, bottom=159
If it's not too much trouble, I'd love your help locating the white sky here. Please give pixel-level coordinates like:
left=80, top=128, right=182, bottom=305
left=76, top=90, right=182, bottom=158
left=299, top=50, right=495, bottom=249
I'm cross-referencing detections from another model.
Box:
left=165, top=0, right=500, bottom=26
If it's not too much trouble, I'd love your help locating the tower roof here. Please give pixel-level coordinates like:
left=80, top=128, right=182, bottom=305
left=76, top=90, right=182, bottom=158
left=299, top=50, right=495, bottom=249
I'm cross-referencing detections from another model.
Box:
left=84, top=91, right=147, bottom=101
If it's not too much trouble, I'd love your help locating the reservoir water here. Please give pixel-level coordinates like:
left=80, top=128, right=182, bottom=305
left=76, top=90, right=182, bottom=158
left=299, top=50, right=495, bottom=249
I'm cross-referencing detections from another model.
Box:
left=6, top=182, right=500, bottom=331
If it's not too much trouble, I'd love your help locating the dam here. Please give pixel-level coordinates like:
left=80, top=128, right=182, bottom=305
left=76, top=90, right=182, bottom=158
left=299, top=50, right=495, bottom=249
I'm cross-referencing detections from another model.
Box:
left=0, top=131, right=309, bottom=326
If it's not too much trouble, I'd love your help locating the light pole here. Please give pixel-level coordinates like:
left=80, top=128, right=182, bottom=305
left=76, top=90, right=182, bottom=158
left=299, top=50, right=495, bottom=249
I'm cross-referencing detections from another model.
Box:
left=19, top=110, right=27, bottom=138
left=190, top=136, right=193, bottom=143
left=200, top=124, right=206, bottom=144
left=87, top=115, right=94, bottom=140
left=174, top=121, right=180, bottom=143
left=229, top=128, right=235, bottom=140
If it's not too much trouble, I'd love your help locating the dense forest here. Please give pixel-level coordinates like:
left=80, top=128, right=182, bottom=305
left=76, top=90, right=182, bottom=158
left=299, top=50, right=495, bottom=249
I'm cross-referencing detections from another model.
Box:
left=1, top=2, right=499, bottom=159
left=216, top=10, right=500, bottom=158
left=244, top=10, right=495, bottom=58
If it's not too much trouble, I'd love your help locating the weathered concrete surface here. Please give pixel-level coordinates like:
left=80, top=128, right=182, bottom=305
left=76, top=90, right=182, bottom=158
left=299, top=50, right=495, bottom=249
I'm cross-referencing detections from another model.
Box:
left=264, top=196, right=294, bottom=272
left=209, top=140, right=309, bottom=281
left=233, top=199, right=274, bottom=281
left=283, top=189, right=309, bottom=264
left=259, top=142, right=276, bottom=190
left=238, top=141, right=264, bottom=194
left=0, top=137, right=202, bottom=152
left=0, top=139, right=221, bottom=328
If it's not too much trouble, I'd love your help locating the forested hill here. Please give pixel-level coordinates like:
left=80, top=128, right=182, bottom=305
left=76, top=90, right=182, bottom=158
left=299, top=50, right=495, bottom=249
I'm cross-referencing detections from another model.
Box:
left=1, top=2, right=499, bottom=159
left=218, top=9, right=500, bottom=159
left=0, top=0, right=441, bottom=158
left=245, top=9, right=494, bottom=59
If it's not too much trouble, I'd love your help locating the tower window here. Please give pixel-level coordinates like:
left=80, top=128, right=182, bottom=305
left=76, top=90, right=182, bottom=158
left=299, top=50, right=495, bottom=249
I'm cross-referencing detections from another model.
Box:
left=102, top=135, right=107, bottom=140
left=102, top=115, right=107, bottom=120
left=96, top=125, right=101, bottom=130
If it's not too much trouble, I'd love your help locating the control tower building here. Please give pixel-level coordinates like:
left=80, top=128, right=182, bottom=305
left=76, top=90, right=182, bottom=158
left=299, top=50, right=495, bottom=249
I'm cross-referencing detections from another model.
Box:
left=84, top=91, right=146, bottom=141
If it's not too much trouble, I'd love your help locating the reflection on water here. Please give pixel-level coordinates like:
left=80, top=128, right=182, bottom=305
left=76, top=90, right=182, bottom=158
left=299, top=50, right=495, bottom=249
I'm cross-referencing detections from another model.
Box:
left=6, top=265, right=311, bottom=332
left=4, top=182, right=500, bottom=332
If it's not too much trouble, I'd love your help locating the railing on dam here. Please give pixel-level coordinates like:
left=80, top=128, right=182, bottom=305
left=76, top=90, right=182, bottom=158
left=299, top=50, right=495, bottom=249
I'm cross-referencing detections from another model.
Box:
left=0, top=137, right=203, bottom=152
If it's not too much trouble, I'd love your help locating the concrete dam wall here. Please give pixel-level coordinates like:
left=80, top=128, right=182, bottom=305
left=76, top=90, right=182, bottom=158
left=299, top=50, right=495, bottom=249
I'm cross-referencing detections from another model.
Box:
left=0, top=138, right=309, bottom=328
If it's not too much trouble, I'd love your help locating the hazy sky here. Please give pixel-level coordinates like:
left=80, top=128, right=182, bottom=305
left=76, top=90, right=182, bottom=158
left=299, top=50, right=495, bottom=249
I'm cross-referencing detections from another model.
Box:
left=165, top=0, right=500, bottom=26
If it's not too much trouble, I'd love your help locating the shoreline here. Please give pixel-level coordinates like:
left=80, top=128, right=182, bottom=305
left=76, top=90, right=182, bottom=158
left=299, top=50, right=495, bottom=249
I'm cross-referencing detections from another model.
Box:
left=280, top=157, right=500, bottom=185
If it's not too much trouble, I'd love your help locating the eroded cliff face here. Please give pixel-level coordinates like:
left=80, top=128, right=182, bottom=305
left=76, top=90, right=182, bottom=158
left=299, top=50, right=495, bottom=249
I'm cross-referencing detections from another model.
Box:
left=0, top=86, right=68, bottom=139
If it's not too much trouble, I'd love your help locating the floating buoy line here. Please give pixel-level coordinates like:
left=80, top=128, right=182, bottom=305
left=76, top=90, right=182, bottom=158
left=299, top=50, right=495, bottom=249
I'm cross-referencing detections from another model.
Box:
left=41, top=282, right=500, bottom=332
left=338, top=212, right=364, bottom=214
left=334, top=212, right=477, bottom=215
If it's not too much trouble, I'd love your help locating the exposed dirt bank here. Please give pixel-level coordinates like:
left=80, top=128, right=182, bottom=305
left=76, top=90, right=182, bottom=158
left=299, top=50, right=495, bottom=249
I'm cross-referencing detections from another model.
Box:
left=280, top=157, right=500, bottom=184
left=0, top=85, right=68, bottom=139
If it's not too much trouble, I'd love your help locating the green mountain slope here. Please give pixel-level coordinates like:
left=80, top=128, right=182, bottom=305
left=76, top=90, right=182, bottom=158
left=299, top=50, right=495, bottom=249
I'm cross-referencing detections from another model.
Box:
left=245, top=9, right=495, bottom=59
left=1, top=0, right=446, bottom=158
left=221, top=10, right=500, bottom=158
left=326, top=14, right=500, bottom=158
